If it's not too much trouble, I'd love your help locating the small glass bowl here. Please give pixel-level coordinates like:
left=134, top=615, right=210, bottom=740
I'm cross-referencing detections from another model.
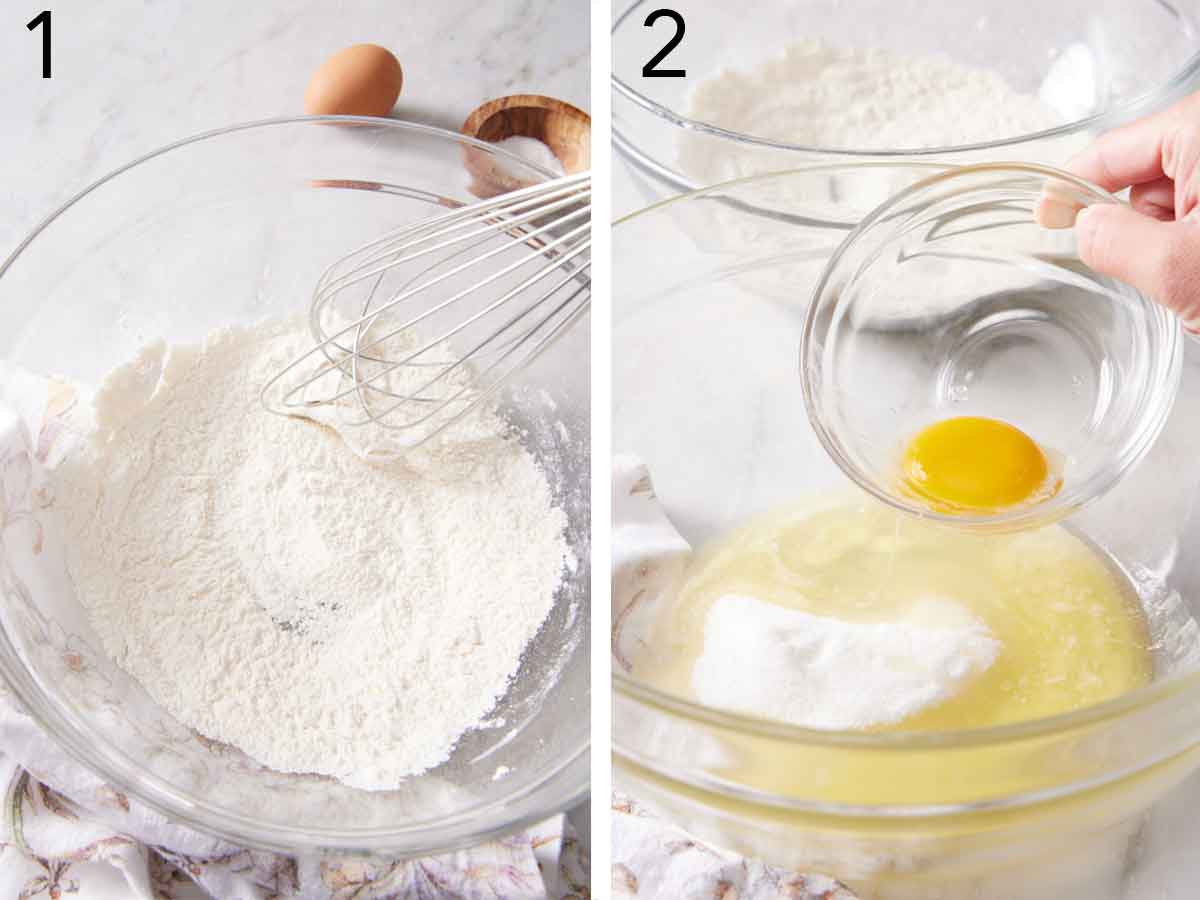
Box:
left=800, top=163, right=1183, bottom=532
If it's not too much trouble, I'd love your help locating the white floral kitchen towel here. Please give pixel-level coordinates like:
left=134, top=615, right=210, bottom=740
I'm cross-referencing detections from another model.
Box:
left=0, top=688, right=587, bottom=900
left=611, top=794, right=856, bottom=900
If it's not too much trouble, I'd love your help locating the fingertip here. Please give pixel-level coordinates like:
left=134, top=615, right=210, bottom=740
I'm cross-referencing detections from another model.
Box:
left=1035, top=191, right=1083, bottom=229
left=1073, top=204, right=1105, bottom=262
left=1035, top=179, right=1090, bottom=229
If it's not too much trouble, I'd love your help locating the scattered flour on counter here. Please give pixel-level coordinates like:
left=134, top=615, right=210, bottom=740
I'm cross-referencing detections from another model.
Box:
left=52, top=317, right=568, bottom=789
left=692, top=594, right=1000, bottom=730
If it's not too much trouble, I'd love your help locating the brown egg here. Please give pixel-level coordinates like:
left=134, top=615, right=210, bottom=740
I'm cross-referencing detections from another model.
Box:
left=304, top=44, right=403, bottom=117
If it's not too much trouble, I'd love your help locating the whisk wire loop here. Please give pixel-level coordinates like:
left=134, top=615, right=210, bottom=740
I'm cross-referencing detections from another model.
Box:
left=260, top=172, right=591, bottom=449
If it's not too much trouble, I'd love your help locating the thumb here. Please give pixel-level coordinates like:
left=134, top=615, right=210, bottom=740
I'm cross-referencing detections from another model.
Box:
left=1076, top=204, right=1200, bottom=327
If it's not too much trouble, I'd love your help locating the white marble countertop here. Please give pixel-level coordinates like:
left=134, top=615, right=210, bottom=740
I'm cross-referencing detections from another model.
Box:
left=0, top=0, right=589, bottom=256
left=0, top=0, right=589, bottom=853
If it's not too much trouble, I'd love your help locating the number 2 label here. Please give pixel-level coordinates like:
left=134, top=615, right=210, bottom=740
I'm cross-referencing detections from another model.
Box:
left=642, top=9, right=685, bottom=78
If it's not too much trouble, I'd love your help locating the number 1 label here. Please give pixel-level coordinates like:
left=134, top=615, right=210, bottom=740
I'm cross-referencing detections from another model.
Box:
left=27, top=10, right=51, bottom=79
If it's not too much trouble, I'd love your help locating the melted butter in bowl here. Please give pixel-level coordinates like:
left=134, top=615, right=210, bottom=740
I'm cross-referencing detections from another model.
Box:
left=639, top=497, right=1150, bottom=738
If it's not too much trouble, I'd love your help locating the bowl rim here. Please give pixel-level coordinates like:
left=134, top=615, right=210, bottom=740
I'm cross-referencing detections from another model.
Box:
left=611, top=0, right=1200, bottom=157
left=0, top=115, right=588, bottom=855
left=799, top=161, right=1183, bottom=533
left=610, top=161, right=1199, bottom=760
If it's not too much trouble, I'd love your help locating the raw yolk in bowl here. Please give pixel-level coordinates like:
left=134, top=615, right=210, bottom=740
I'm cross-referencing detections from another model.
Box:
left=902, top=416, right=1057, bottom=513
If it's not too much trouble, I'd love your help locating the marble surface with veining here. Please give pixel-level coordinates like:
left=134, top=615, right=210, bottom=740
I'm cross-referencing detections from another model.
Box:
left=0, top=0, right=590, bottom=256
left=0, top=0, right=590, bottom=852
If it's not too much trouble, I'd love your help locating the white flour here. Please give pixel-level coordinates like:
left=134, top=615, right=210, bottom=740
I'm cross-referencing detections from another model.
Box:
left=676, top=39, right=1075, bottom=324
left=692, top=594, right=999, bottom=730
left=680, top=38, right=1061, bottom=184
left=52, top=317, right=567, bottom=788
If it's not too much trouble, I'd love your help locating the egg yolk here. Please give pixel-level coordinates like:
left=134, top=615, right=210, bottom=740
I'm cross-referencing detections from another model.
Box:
left=901, top=416, right=1053, bottom=513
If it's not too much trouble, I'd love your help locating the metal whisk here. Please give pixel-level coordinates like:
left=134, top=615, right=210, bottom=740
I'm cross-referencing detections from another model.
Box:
left=261, top=172, right=590, bottom=448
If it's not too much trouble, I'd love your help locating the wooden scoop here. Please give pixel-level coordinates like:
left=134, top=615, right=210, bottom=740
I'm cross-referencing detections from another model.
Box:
left=462, top=94, right=591, bottom=197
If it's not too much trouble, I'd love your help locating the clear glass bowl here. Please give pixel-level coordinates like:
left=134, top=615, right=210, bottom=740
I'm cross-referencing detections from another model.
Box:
left=613, top=165, right=1200, bottom=899
left=613, top=0, right=1200, bottom=198
left=801, top=163, right=1183, bottom=532
left=0, top=118, right=589, bottom=855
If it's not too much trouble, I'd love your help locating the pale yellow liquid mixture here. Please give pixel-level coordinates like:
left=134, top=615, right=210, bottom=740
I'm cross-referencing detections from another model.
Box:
left=622, top=497, right=1178, bottom=899
left=633, top=497, right=1153, bottom=807
left=638, top=497, right=1151, bottom=734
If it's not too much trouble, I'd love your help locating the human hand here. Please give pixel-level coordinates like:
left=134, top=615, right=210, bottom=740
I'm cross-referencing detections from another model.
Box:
left=1045, top=93, right=1200, bottom=328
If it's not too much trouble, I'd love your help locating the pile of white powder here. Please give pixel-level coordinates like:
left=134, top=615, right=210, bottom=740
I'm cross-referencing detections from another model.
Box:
left=495, top=135, right=566, bottom=179
left=679, top=38, right=1063, bottom=184
left=52, top=317, right=568, bottom=788
left=692, top=594, right=1000, bottom=730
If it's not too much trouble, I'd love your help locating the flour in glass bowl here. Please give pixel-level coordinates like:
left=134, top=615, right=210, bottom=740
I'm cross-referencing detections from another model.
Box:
left=50, top=316, right=568, bottom=789
left=676, top=39, right=1071, bottom=324
left=679, top=38, right=1063, bottom=184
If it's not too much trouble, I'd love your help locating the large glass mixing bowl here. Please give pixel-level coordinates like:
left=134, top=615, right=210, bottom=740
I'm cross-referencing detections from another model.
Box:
left=613, top=0, right=1200, bottom=198
left=0, top=118, right=589, bottom=855
left=613, top=166, right=1200, bottom=899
